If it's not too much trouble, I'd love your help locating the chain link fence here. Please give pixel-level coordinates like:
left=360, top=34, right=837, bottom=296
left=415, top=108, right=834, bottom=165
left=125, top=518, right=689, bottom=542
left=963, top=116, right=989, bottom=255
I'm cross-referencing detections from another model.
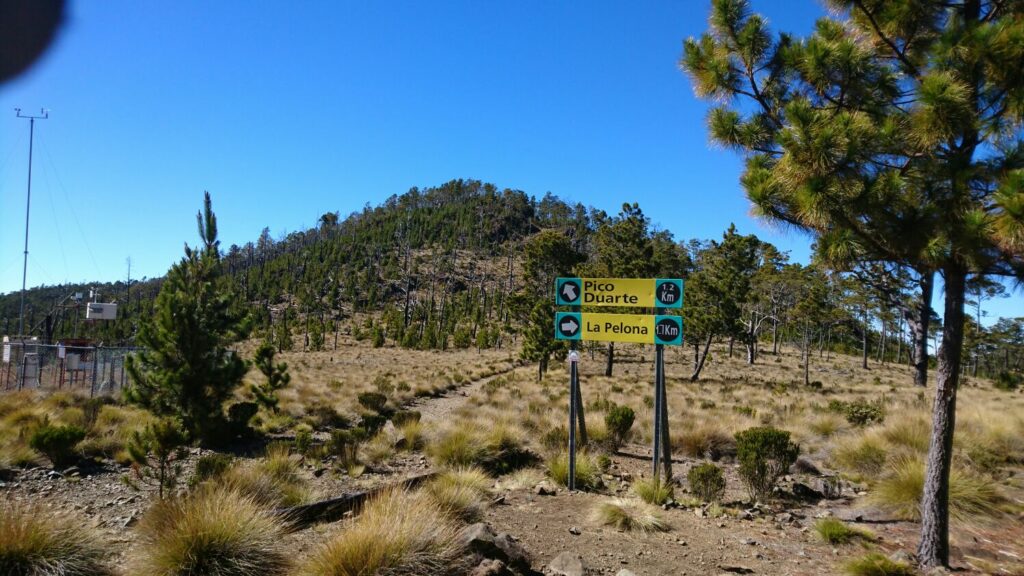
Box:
left=1, top=338, right=140, bottom=397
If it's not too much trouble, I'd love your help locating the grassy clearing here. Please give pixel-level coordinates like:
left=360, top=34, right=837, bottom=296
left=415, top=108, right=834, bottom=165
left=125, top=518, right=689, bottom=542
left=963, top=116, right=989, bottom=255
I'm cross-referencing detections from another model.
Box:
left=591, top=498, right=670, bottom=533
left=813, top=517, right=875, bottom=545
left=0, top=502, right=113, bottom=576
left=296, top=488, right=467, bottom=576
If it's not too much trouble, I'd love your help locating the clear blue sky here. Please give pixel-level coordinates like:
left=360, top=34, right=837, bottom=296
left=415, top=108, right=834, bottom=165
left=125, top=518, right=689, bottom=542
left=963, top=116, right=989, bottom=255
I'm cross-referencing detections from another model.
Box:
left=2, top=1, right=1021, bottom=323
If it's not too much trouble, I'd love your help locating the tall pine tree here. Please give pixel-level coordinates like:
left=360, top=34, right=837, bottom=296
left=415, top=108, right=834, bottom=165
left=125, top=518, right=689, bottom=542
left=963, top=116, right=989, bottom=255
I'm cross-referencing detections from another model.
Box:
left=126, top=192, right=248, bottom=445
left=681, top=0, right=1024, bottom=567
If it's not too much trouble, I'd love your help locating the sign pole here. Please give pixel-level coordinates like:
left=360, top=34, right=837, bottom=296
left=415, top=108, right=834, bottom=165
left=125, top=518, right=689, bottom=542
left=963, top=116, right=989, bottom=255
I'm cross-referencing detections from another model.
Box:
left=651, top=340, right=663, bottom=482
left=658, top=341, right=673, bottom=481
left=567, top=349, right=578, bottom=491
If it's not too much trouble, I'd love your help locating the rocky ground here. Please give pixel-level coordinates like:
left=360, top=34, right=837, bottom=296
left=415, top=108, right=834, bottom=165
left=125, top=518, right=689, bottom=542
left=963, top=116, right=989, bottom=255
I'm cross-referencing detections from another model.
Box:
left=2, top=366, right=1022, bottom=575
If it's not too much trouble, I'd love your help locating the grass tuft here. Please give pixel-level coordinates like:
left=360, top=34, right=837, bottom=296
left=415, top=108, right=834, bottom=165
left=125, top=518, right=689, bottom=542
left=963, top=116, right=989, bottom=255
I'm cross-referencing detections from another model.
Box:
left=633, top=477, right=674, bottom=505
left=546, top=450, right=600, bottom=491
left=843, top=552, right=915, bottom=576
left=870, top=456, right=1003, bottom=522
left=132, top=486, right=290, bottom=576
left=813, top=517, right=874, bottom=544
left=591, top=498, right=670, bottom=533
left=423, top=467, right=491, bottom=522
left=0, top=502, right=113, bottom=576
left=296, top=488, right=467, bottom=576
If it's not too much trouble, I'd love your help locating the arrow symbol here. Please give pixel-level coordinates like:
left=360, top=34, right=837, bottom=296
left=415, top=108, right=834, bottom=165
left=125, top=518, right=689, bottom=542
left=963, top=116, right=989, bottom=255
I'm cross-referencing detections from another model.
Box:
left=560, top=318, right=579, bottom=334
left=561, top=282, right=578, bottom=301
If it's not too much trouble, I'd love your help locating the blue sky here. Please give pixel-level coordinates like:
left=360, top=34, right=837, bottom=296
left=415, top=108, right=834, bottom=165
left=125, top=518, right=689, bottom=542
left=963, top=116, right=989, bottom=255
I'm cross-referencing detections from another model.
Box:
left=2, top=1, right=1021, bottom=323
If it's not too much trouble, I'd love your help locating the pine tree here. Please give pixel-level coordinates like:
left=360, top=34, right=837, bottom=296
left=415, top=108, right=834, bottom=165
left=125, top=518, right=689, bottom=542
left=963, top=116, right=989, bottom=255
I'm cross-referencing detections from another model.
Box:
left=520, top=301, right=566, bottom=381
left=681, top=0, right=1024, bottom=566
left=126, top=192, right=248, bottom=445
left=251, top=342, right=290, bottom=413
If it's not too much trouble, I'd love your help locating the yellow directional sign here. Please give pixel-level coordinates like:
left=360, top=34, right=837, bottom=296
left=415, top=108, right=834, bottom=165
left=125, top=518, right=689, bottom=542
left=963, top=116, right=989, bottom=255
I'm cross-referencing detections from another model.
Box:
left=555, top=312, right=683, bottom=346
left=556, top=277, right=683, bottom=308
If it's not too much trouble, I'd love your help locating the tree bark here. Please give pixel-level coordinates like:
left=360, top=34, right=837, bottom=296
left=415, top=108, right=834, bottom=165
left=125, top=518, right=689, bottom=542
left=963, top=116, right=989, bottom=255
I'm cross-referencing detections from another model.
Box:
left=861, top=310, right=869, bottom=370
left=605, top=342, right=614, bottom=377
left=690, top=334, right=714, bottom=381
left=911, top=273, right=934, bottom=387
left=917, top=266, right=966, bottom=569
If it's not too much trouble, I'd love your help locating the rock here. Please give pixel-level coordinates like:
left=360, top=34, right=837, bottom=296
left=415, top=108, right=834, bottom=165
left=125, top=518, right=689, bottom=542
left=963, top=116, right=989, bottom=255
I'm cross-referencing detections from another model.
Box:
left=774, top=512, right=793, bottom=524
left=888, top=550, right=914, bottom=565
left=791, top=482, right=824, bottom=502
left=737, top=511, right=753, bottom=521
left=616, top=570, right=637, bottom=576
left=535, top=483, right=556, bottom=496
left=694, top=507, right=706, bottom=518
left=547, top=552, right=585, bottom=576
left=717, top=565, right=754, bottom=574
left=740, top=538, right=756, bottom=546
left=568, top=526, right=581, bottom=535
left=460, top=523, right=532, bottom=575
left=471, top=558, right=509, bottom=576
left=791, top=457, right=820, bottom=475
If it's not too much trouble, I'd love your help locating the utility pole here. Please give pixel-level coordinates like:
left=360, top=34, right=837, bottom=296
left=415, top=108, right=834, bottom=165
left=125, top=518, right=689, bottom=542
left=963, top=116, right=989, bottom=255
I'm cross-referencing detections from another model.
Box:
left=15, top=108, right=48, bottom=338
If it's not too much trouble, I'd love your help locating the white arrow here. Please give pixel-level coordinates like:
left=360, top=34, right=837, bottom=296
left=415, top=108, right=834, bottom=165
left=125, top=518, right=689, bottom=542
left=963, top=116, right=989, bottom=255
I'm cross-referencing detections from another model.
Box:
left=560, top=318, right=579, bottom=334
left=561, top=283, right=578, bottom=301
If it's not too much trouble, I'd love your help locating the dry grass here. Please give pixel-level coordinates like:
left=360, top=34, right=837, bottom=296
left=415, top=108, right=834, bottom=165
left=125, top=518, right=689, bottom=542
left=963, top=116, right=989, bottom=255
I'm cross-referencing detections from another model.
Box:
left=591, top=498, right=670, bottom=532
left=131, top=485, right=290, bottom=576
left=295, top=488, right=467, bottom=576
left=870, top=455, right=1004, bottom=522
left=546, top=450, right=600, bottom=490
left=633, top=477, right=675, bottom=505
left=0, top=501, right=113, bottom=576
left=423, top=466, right=492, bottom=522
left=813, top=517, right=875, bottom=545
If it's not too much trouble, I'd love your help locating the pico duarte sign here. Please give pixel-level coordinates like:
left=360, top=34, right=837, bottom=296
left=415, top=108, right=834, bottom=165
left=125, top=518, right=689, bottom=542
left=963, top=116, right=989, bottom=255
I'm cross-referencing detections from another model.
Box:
left=555, top=312, right=683, bottom=346
left=556, top=277, right=683, bottom=309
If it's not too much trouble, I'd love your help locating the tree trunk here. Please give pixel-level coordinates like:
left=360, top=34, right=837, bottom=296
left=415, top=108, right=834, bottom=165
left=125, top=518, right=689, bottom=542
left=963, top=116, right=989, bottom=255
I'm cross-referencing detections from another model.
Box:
left=860, top=309, right=868, bottom=366
left=803, top=326, right=810, bottom=386
left=912, top=272, right=935, bottom=387
left=690, top=334, right=714, bottom=381
left=605, top=342, right=614, bottom=377
left=771, top=315, right=779, bottom=354
left=917, top=267, right=966, bottom=569
left=728, top=338, right=734, bottom=358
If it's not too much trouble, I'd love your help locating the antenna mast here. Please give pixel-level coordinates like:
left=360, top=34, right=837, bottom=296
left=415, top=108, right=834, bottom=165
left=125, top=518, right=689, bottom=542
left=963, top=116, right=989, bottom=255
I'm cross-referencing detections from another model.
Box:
left=14, top=108, right=49, bottom=338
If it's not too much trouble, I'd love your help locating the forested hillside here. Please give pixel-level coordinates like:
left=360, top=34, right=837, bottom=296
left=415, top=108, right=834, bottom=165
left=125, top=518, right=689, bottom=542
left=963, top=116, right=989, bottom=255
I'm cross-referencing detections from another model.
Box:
left=2, top=178, right=1022, bottom=382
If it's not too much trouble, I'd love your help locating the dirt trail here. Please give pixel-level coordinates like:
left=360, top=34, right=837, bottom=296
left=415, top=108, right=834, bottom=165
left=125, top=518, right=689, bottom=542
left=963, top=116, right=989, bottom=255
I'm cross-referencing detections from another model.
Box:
left=408, top=364, right=522, bottom=424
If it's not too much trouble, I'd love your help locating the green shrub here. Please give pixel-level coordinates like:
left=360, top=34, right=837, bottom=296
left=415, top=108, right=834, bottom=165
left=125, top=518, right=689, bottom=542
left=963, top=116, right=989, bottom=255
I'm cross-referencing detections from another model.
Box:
left=304, top=402, right=350, bottom=430
left=687, top=462, right=726, bottom=502
left=226, top=401, right=259, bottom=439
left=843, top=400, right=885, bottom=427
left=604, top=405, right=635, bottom=449
left=390, top=410, right=421, bottom=427
left=359, top=414, right=386, bottom=436
left=330, top=428, right=367, bottom=472
left=293, top=424, right=313, bottom=455
left=357, top=392, right=388, bottom=414
left=0, top=502, right=113, bottom=576
left=994, top=371, right=1021, bottom=391
left=29, top=423, right=86, bottom=469
left=127, top=417, right=188, bottom=499
left=734, top=426, right=800, bottom=502
left=843, top=553, right=915, bottom=576
left=191, top=453, right=234, bottom=487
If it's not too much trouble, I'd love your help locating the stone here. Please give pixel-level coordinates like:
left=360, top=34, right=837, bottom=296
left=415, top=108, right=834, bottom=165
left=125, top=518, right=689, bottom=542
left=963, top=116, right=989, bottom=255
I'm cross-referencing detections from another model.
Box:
left=791, top=457, right=820, bottom=475
left=888, top=550, right=914, bottom=565
left=535, top=483, right=556, bottom=496
left=459, top=523, right=532, bottom=575
left=547, top=552, right=585, bottom=576
left=470, top=558, right=509, bottom=576
left=717, top=565, right=754, bottom=574
left=791, top=482, right=824, bottom=502
left=616, top=570, right=637, bottom=576
left=774, top=512, right=793, bottom=524
left=569, top=526, right=581, bottom=535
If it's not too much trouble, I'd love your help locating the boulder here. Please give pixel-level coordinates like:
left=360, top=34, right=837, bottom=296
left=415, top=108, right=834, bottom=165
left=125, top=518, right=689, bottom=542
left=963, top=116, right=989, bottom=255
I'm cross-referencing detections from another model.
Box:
left=460, top=523, right=533, bottom=575
left=547, top=552, right=585, bottom=576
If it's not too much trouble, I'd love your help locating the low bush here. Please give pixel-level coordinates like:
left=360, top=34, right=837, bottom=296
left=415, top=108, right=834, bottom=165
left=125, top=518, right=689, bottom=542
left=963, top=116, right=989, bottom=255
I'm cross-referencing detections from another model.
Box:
left=687, top=462, right=726, bottom=502
left=828, top=400, right=885, bottom=427
left=734, top=426, right=799, bottom=502
left=357, top=392, right=388, bottom=414
left=675, top=423, right=735, bottom=460
left=634, top=477, right=674, bottom=505
left=813, top=517, right=874, bottom=544
left=191, top=453, right=234, bottom=487
left=131, top=486, right=289, bottom=576
left=843, top=553, right=915, bottom=576
left=591, top=498, right=669, bottom=533
left=295, top=489, right=466, bottom=576
left=993, top=371, right=1021, bottom=391
left=0, top=502, right=113, bottom=576
left=29, top=422, right=86, bottom=469
left=604, top=404, right=635, bottom=449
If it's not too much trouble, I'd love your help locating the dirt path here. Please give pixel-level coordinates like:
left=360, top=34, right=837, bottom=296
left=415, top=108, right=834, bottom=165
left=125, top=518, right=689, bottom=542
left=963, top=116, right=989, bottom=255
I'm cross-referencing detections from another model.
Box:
left=408, top=364, right=522, bottom=425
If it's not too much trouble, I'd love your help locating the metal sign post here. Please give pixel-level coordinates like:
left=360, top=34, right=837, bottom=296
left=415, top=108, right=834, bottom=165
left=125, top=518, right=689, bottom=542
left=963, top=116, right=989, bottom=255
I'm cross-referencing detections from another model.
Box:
left=567, top=350, right=579, bottom=491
